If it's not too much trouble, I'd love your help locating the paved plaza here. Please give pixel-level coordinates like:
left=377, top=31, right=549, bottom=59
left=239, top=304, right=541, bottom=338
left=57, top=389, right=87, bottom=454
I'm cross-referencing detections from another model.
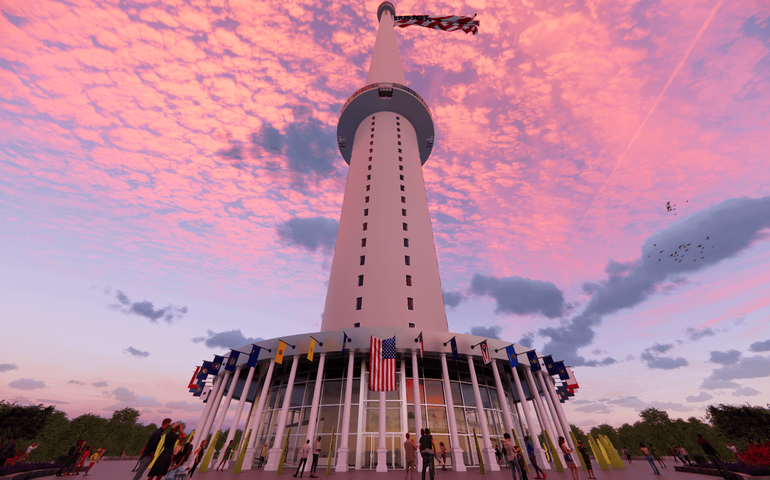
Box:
left=40, top=459, right=724, bottom=480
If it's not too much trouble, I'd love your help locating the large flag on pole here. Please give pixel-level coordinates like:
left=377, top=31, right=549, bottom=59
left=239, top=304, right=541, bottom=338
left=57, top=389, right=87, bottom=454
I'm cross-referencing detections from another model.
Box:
left=369, top=336, right=397, bottom=391
left=566, top=367, right=579, bottom=390
left=505, top=345, right=519, bottom=368
left=394, top=14, right=479, bottom=35
left=247, top=345, right=261, bottom=368
left=198, top=361, right=212, bottom=379
left=450, top=337, right=459, bottom=362
left=308, top=337, right=316, bottom=362
left=275, top=341, right=287, bottom=365
left=188, top=367, right=200, bottom=389
left=342, top=332, right=348, bottom=356
left=479, top=340, right=491, bottom=365
left=543, top=355, right=559, bottom=376
left=225, top=350, right=240, bottom=372
left=526, top=351, right=541, bottom=372
left=555, top=361, right=569, bottom=380
left=211, top=355, right=224, bottom=374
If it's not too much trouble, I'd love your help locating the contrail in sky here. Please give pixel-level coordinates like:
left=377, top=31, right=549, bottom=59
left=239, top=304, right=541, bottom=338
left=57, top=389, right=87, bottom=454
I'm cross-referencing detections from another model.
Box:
left=577, top=0, right=724, bottom=230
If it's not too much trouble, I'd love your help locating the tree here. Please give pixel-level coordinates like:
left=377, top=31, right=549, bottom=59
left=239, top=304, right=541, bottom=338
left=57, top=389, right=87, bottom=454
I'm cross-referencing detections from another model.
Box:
left=570, top=424, right=588, bottom=445
left=110, top=407, right=141, bottom=426
left=639, top=408, right=671, bottom=427
left=0, top=401, right=55, bottom=440
left=707, top=404, right=770, bottom=445
left=590, top=423, right=619, bottom=447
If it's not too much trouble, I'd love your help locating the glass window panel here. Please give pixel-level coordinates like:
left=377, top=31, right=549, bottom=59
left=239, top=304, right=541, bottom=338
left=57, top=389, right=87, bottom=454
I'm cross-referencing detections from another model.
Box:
left=424, top=380, right=444, bottom=405
left=291, top=383, right=305, bottom=407
left=465, top=409, right=480, bottom=433
left=278, top=386, right=286, bottom=407
left=349, top=405, right=359, bottom=431
left=405, top=378, right=425, bottom=404
left=485, top=410, right=499, bottom=436
left=458, top=362, right=471, bottom=383
left=366, top=406, right=379, bottom=432
left=480, top=386, right=491, bottom=408
left=489, top=387, right=501, bottom=409
left=426, top=406, right=449, bottom=433
left=321, top=380, right=342, bottom=405
left=348, top=434, right=357, bottom=466
left=454, top=407, right=468, bottom=433
left=433, top=434, right=451, bottom=465
left=450, top=382, right=462, bottom=406
left=317, top=405, right=339, bottom=434
left=304, top=382, right=315, bottom=405
left=386, top=408, right=401, bottom=432
left=268, top=388, right=279, bottom=408
left=407, top=408, right=415, bottom=432
left=461, top=384, right=476, bottom=407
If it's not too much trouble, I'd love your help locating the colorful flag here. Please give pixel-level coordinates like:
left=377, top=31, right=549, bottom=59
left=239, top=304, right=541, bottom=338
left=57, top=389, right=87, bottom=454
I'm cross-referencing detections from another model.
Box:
left=211, top=355, right=224, bottom=374
left=555, top=361, right=569, bottom=380
left=450, top=337, right=459, bottom=361
left=369, top=336, right=397, bottom=391
left=342, top=332, right=348, bottom=356
left=480, top=340, right=491, bottom=365
left=308, top=338, right=316, bottom=362
left=543, top=355, right=558, bottom=376
left=526, top=351, right=541, bottom=372
left=275, top=341, right=287, bottom=365
left=247, top=345, right=261, bottom=368
left=193, top=382, right=204, bottom=397
left=505, top=345, right=519, bottom=368
left=225, top=350, right=240, bottom=372
left=566, top=367, right=579, bottom=390
left=394, top=14, right=479, bottom=35
left=198, top=361, right=212, bottom=379
left=188, top=367, right=200, bottom=389
left=417, top=332, right=424, bottom=357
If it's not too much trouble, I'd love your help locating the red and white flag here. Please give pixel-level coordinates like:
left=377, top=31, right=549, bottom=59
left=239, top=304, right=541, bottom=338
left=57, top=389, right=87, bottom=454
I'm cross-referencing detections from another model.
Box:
left=370, top=336, right=397, bottom=391
left=480, top=340, right=491, bottom=365
left=394, top=14, right=479, bottom=35
left=188, top=367, right=200, bottom=389
left=566, top=367, right=579, bottom=390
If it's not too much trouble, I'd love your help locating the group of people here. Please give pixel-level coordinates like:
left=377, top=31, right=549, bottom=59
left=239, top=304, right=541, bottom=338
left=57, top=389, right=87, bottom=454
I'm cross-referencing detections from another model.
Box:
left=131, top=418, right=210, bottom=480
left=55, top=440, right=105, bottom=476
left=293, top=436, right=322, bottom=478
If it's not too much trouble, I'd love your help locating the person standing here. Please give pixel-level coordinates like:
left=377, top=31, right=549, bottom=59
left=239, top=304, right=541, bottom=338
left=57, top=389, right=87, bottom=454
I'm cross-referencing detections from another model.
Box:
left=147, top=421, right=186, bottom=480
left=622, top=446, right=632, bottom=463
left=502, top=433, right=522, bottom=480
left=309, top=436, right=322, bottom=478
left=649, top=444, right=666, bottom=469
left=524, top=436, right=546, bottom=479
left=559, top=436, right=578, bottom=480
left=678, top=445, right=691, bottom=465
left=640, top=443, right=660, bottom=475
left=515, top=446, right=529, bottom=480
left=419, top=428, right=435, bottom=480
left=188, top=439, right=207, bottom=479
left=577, top=441, right=595, bottom=480
left=164, top=442, right=193, bottom=480
left=257, top=443, right=268, bottom=469
left=294, top=439, right=312, bottom=478
left=698, top=434, right=728, bottom=479
left=404, top=433, right=417, bottom=480
left=132, top=418, right=171, bottom=480
left=215, top=440, right=234, bottom=471
left=439, top=442, right=447, bottom=471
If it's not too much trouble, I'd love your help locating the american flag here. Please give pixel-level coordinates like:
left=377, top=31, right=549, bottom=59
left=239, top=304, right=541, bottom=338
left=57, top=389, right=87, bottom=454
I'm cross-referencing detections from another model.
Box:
left=370, top=336, right=397, bottom=391
left=394, top=14, right=479, bottom=35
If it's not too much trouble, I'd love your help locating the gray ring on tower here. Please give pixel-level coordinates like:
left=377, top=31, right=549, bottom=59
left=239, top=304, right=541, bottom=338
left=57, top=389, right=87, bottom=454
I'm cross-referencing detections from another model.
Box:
left=377, top=1, right=396, bottom=22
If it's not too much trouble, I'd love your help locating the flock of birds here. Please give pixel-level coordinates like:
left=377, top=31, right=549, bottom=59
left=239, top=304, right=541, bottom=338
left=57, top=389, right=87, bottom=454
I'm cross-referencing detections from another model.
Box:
left=665, top=199, right=689, bottom=215
left=648, top=236, right=714, bottom=263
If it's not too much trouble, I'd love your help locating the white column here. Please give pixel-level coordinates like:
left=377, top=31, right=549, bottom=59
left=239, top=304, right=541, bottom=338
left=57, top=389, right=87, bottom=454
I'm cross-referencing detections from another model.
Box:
left=524, top=366, right=557, bottom=466
left=467, top=356, right=500, bottom=471
left=225, top=364, right=255, bottom=447
left=305, top=353, right=326, bottom=443
left=242, top=359, right=275, bottom=470
left=192, top=375, right=220, bottom=449
left=376, top=390, right=387, bottom=472
left=412, top=352, right=424, bottom=472
left=511, top=366, right=547, bottom=466
left=198, top=371, right=231, bottom=449
left=212, top=367, right=242, bottom=437
left=265, top=355, right=299, bottom=471
left=540, top=370, right=575, bottom=451
left=536, top=370, right=566, bottom=443
left=336, top=351, right=356, bottom=472
left=440, top=353, right=466, bottom=472
left=491, top=361, right=516, bottom=438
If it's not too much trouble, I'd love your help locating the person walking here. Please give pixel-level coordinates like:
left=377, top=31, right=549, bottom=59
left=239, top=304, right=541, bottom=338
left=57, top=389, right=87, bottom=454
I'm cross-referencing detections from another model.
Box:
left=215, top=440, right=234, bottom=471
left=577, top=441, right=595, bottom=479
left=515, top=445, right=529, bottom=480
left=678, top=445, right=691, bottom=465
left=132, top=448, right=146, bottom=471
left=309, top=436, right=322, bottom=478
left=640, top=443, right=660, bottom=475
left=559, top=436, right=578, bottom=480
left=188, top=439, right=206, bottom=479
left=622, top=446, right=632, bottom=463
left=294, top=439, right=312, bottom=478
left=649, top=444, right=666, bottom=469
left=404, top=433, right=417, bottom=480
left=698, top=434, right=728, bottom=479
left=524, top=436, right=546, bottom=479
left=419, top=428, right=435, bottom=480
left=666, top=445, right=679, bottom=463
left=147, top=421, right=187, bottom=480
left=502, top=433, right=522, bottom=480
left=439, top=442, right=447, bottom=471
left=131, top=419, right=170, bottom=480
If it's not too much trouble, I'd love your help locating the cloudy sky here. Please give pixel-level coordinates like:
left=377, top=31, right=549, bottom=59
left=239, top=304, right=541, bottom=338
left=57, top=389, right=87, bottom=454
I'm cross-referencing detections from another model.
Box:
left=1, top=0, right=769, bottom=430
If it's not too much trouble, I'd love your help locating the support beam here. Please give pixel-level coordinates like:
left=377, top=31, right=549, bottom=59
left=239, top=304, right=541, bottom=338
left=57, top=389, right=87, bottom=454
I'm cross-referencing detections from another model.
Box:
left=242, top=360, right=276, bottom=470
left=265, top=356, right=299, bottom=471
left=467, top=356, right=500, bottom=471
left=440, top=353, right=465, bottom=472
left=336, top=351, right=356, bottom=472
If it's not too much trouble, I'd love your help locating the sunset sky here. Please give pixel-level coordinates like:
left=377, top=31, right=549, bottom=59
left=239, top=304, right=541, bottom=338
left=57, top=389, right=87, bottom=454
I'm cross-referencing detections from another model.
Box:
left=1, top=0, right=769, bottom=432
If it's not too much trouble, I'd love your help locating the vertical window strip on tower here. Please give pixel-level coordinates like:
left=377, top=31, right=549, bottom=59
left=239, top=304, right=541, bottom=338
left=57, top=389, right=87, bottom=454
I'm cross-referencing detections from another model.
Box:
left=363, top=222, right=367, bottom=231
left=356, top=297, right=362, bottom=310
left=406, top=275, right=412, bottom=286
left=358, top=275, right=364, bottom=286
left=360, top=255, right=365, bottom=265
left=407, top=297, right=414, bottom=310
left=403, top=223, right=408, bottom=231
left=361, top=238, right=366, bottom=247
left=405, top=255, right=410, bottom=266
left=404, top=238, right=409, bottom=247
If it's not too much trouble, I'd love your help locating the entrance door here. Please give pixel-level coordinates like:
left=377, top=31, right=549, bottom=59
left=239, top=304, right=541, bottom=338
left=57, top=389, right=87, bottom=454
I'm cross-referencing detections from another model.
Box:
left=362, top=434, right=404, bottom=469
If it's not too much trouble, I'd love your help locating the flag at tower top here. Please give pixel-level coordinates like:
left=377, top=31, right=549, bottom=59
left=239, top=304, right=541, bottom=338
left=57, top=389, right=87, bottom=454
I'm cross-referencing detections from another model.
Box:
left=394, top=14, right=480, bottom=35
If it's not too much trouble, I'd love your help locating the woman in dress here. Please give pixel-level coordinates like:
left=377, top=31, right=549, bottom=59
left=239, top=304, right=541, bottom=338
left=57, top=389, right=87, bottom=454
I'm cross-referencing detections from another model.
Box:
left=215, top=440, right=234, bottom=471
left=558, top=436, right=578, bottom=480
left=147, top=422, right=186, bottom=480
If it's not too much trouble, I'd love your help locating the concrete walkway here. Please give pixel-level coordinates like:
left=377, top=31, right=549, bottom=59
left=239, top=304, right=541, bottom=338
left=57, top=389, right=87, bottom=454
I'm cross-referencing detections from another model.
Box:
left=44, top=459, right=720, bottom=480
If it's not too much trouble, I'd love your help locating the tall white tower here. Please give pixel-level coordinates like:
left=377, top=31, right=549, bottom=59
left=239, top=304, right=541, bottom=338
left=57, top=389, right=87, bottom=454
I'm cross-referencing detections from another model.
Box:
left=321, top=2, right=448, bottom=333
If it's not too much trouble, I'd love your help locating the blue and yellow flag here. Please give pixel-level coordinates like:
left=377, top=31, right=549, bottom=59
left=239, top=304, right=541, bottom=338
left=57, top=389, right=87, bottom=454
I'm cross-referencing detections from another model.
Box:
left=198, top=361, right=212, bottom=379
left=247, top=345, right=261, bottom=368
left=211, top=355, right=224, bottom=374
left=544, top=355, right=558, bottom=376
left=275, top=340, right=287, bottom=365
left=342, top=332, right=348, bottom=355
left=505, top=345, right=519, bottom=368
left=225, top=350, right=240, bottom=372
left=555, top=361, right=569, bottom=380
left=526, top=351, right=541, bottom=372
left=307, top=338, right=316, bottom=362
left=450, top=337, right=459, bottom=361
